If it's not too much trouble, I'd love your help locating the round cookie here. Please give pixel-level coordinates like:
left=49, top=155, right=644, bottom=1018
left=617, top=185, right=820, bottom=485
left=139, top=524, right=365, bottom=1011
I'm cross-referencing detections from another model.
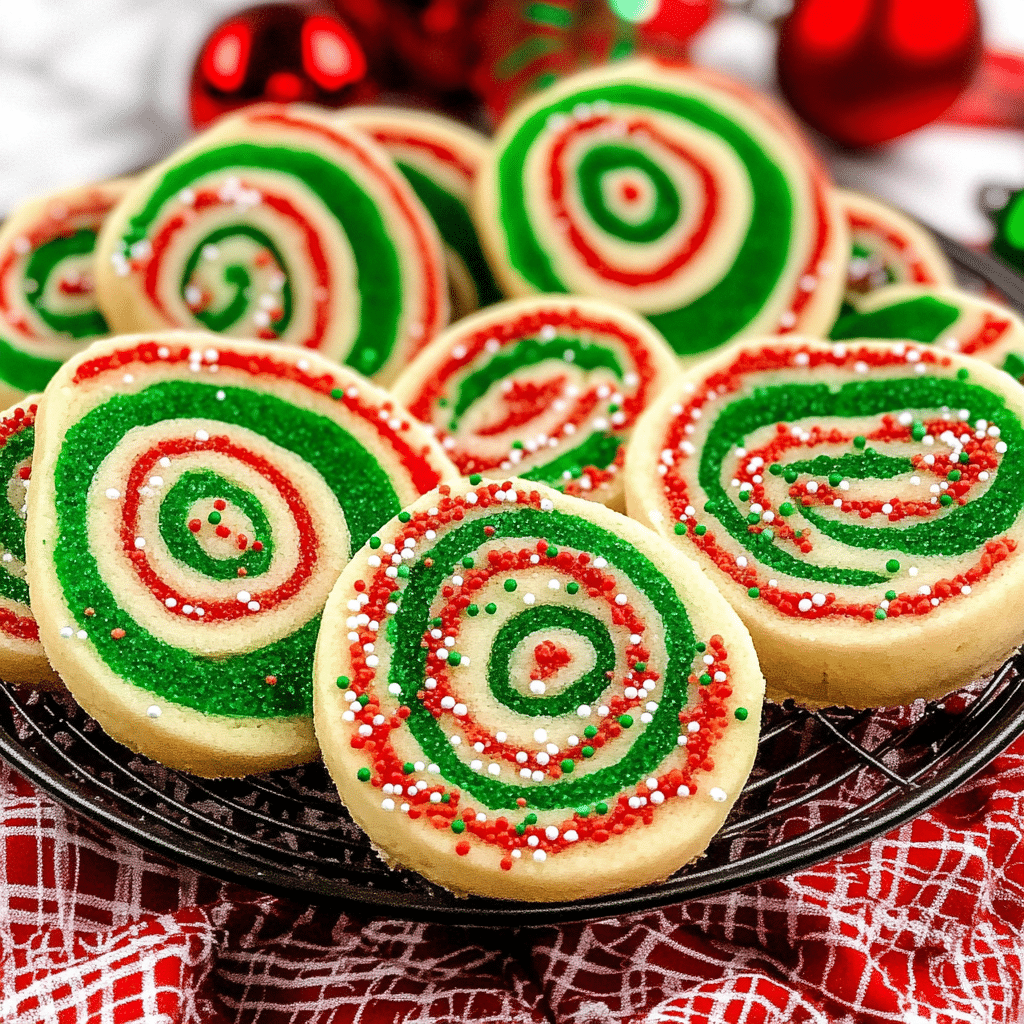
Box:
left=0, top=396, right=58, bottom=686
left=831, top=285, right=1024, bottom=375
left=94, top=105, right=449, bottom=386
left=336, top=107, right=502, bottom=318
left=625, top=337, right=1024, bottom=709
left=314, top=477, right=764, bottom=902
left=473, top=59, right=848, bottom=360
left=838, top=189, right=954, bottom=307
left=26, top=333, right=457, bottom=777
left=0, top=178, right=132, bottom=404
left=390, top=296, right=679, bottom=509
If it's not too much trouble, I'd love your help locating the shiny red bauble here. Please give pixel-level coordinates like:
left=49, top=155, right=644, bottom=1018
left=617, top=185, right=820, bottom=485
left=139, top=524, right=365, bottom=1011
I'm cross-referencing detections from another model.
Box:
left=777, top=0, right=983, bottom=147
left=189, top=2, right=372, bottom=129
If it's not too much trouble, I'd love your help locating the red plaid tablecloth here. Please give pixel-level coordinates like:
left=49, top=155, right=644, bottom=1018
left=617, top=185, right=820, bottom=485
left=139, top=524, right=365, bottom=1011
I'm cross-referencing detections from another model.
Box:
left=2, top=733, right=1022, bottom=1023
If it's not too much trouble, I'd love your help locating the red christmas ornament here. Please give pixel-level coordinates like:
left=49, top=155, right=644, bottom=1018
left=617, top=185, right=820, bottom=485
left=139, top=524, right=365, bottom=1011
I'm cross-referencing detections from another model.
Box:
left=777, top=0, right=983, bottom=148
left=189, top=2, right=372, bottom=130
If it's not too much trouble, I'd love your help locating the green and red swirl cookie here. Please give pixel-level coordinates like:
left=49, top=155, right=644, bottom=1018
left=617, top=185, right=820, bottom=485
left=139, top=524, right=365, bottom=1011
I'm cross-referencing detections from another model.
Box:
left=26, top=333, right=457, bottom=777
left=625, top=337, right=1024, bottom=708
left=391, top=296, right=679, bottom=509
left=0, top=396, right=57, bottom=685
left=0, top=179, right=132, bottom=404
left=473, top=59, right=848, bottom=360
left=336, top=107, right=502, bottom=318
left=314, top=478, right=763, bottom=902
left=95, top=105, right=449, bottom=385
left=838, top=189, right=954, bottom=308
left=831, top=285, right=1024, bottom=374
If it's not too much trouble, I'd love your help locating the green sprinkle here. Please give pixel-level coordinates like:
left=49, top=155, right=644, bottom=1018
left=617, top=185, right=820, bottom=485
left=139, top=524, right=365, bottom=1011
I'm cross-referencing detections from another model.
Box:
left=738, top=490, right=750, bottom=501
left=768, top=463, right=782, bottom=476
left=584, top=725, right=598, bottom=738
left=207, top=510, right=221, bottom=525
left=582, top=746, right=595, bottom=758
left=886, top=559, right=900, bottom=573
left=357, top=767, right=371, bottom=781
left=469, top=474, right=482, bottom=485
left=525, top=813, right=537, bottom=825
left=885, top=590, right=897, bottom=601
left=794, top=530, right=803, bottom=539
left=875, top=608, right=887, bottom=620
left=704, top=500, right=717, bottom=513
left=398, top=511, right=411, bottom=523
left=448, top=651, right=462, bottom=666
left=369, top=536, right=381, bottom=549
left=358, top=693, right=369, bottom=706
left=695, top=642, right=706, bottom=652
left=911, top=422, right=926, bottom=441
left=634, top=661, right=647, bottom=672
left=747, top=513, right=760, bottom=525
left=948, top=470, right=961, bottom=481
left=336, top=675, right=349, bottom=689
left=674, top=522, right=686, bottom=535
left=546, top=545, right=558, bottom=557
left=512, top=440, right=524, bottom=449
left=389, top=591, right=400, bottom=604
left=828, top=472, right=842, bottom=487
left=784, top=468, right=799, bottom=484
left=560, top=758, right=574, bottom=773
left=467, top=604, right=479, bottom=616
left=330, top=387, right=343, bottom=400
left=451, top=819, right=465, bottom=834
left=618, top=714, right=633, bottom=728
left=854, top=436, right=866, bottom=449
left=596, top=802, right=608, bottom=815
left=940, top=493, right=954, bottom=506
left=957, top=367, right=969, bottom=381
left=694, top=524, right=707, bottom=536
left=485, top=602, right=497, bottom=614
left=441, top=793, right=450, bottom=803
left=462, top=556, right=474, bottom=568
left=403, top=762, right=415, bottom=774
left=699, top=673, right=712, bottom=685
left=504, top=579, right=517, bottom=592
left=779, top=502, right=795, bottom=516
left=567, top=581, right=580, bottom=594
left=516, top=822, right=527, bottom=835
left=959, top=452, right=970, bottom=464
left=575, top=805, right=590, bottom=817
left=747, top=587, right=760, bottom=599
left=397, top=565, right=410, bottom=577
left=431, top=617, right=442, bottom=627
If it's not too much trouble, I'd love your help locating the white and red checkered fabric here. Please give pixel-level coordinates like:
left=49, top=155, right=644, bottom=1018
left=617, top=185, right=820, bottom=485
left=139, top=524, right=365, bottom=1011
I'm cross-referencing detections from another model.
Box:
left=2, top=733, right=1022, bottom=1023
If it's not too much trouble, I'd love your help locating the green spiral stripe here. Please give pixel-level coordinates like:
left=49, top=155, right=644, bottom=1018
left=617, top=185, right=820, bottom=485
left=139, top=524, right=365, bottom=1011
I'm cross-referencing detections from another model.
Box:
left=700, top=376, right=1024, bottom=587
left=389, top=507, right=695, bottom=811
left=25, top=230, right=109, bottom=339
left=121, top=143, right=404, bottom=378
left=578, top=145, right=681, bottom=244
left=831, top=296, right=960, bottom=344
left=0, top=426, right=32, bottom=605
left=488, top=605, right=616, bottom=717
left=397, top=162, right=502, bottom=309
left=496, top=81, right=793, bottom=355
left=52, top=381, right=402, bottom=718
left=180, top=224, right=294, bottom=336
left=158, top=470, right=274, bottom=581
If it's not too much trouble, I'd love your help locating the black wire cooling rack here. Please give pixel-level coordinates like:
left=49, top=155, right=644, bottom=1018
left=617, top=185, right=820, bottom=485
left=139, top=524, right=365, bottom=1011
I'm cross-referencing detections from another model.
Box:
left=1, top=230, right=1024, bottom=928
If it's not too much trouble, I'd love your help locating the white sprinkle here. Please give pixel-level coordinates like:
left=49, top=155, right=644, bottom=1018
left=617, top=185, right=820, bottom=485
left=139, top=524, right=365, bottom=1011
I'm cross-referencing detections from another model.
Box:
left=248, top=601, right=261, bottom=612
left=106, top=488, right=120, bottom=500
left=564, top=830, right=579, bottom=842
left=134, top=537, right=146, bottom=550
left=534, top=729, right=548, bottom=743
left=615, top=594, right=627, bottom=606
left=237, top=591, right=251, bottom=603
left=381, top=799, right=395, bottom=811
left=440, top=696, right=455, bottom=709
left=195, top=430, right=209, bottom=442
left=532, top=770, right=544, bottom=782
left=687, top=721, right=700, bottom=733
left=147, top=705, right=161, bottom=719
left=523, top=593, right=536, bottom=605
left=453, top=703, right=467, bottom=716
left=798, top=598, right=812, bottom=612
left=677, top=785, right=691, bottom=797
left=710, top=787, right=728, bottom=802
left=577, top=705, right=591, bottom=717
left=996, top=441, right=1008, bottom=454
left=533, top=850, right=547, bottom=862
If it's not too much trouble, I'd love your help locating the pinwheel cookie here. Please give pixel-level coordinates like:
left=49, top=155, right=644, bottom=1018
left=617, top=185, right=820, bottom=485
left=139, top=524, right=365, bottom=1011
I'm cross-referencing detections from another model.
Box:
left=474, top=59, right=847, bottom=360
left=390, top=296, right=679, bottom=509
left=0, top=396, right=57, bottom=685
left=95, top=105, right=448, bottom=385
left=337, top=107, right=502, bottom=317
left=314, top=478, right=764, bottom=902
left=838, top=189, right=954, bottom=307
left=26, top=333, right=456, bottom=777
left=625, top=338, right=1024, bottom=708
left=0, top=178, right=131, bottom=403
left=831, top=285, right=1024, bottom=373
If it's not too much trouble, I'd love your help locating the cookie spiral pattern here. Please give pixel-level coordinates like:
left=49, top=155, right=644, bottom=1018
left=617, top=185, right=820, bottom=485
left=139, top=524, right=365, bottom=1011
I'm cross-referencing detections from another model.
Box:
left=337, top=107, right=502, bottom=317
left=26, top=334, right=456, bottom=776
left=314, top=479, right=763, bottom=901
left=391, top=296, right=678, bottom=507
left=95, top=106, right=448, bottom=385
left=0, top=180, right=130, bottom=400
left=832, top=285, right=1024, bottom=373
left=625, top=338, right=1024, bottom=707
left=474, top=59, right=846, bottom=359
